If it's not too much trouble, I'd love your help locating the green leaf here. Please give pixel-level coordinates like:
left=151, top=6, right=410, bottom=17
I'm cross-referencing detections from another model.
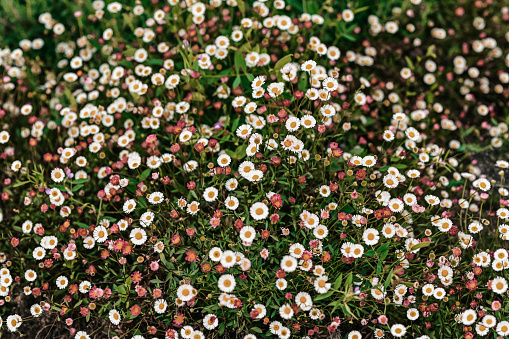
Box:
left=219, top=323, right=226, bottom=336
left=237, top=0, right=246, bottom=17
left=298, top=72, right=308, bottom=92
left=75, top=222, right=89, bottom=229
left=192, top=92, right=205, bottom=101
left=234, top=51, right=247, bottom=73
left=376, top=243, right=389, bottom=254
left=126, top=276, right=132, bottom=289
left=340, top=205, right=355, bottom=213
left=123, top=48, right=137, bottom=57
left=464, top=144, right=484, bottom=153
left=353, top=6, right=369, bottom=13
left=274, top=54, right=292, bottom=72
left=329, top=300, right=341, bottom=314
left=72, top=178, right=89, bottom=184
left=345, top=272, right=353, bottom=288
left=139, top=168, right=151, bottom=181
left=384, top=269, right=394, bottom=290
left=138, top=197, right=148, bottom=208
left=333, top=274, right=343, bottom=290
left=365, top=250, right=376, bottom=257
left=12, top=181, right=30, bottom=188
left=426, top=44, right=437, bottom=58
left=405, top=56, right=415, bottom=70
left=342, top=33, right=356, bottom=41
left=238, top=42, right=252, bottom=53
left=231, top=117, right=241, bottom=132
left=233, top=76, right=241, bottom=89
left=377, top=243, right=389, bottom=261
left=225, top=144, right=247, bottom=160
left=314, top=290, right=334, bottom=301
left=146, top=59, right=163, bottom=66
left=461, top=126, right=475, bottom=137
left=87, top=38, right=101, bottom=50
left=251, top=327, right=263, bottom=334
left=410, top=241, right=431, bottom=251
left=64, top=88, right=77, bottom=106
left=72, top=184, right=84, bottom=192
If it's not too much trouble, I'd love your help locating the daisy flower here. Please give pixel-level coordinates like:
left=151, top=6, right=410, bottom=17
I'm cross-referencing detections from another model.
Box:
left=314, top=276, right=331, bottom=294
left=348, top=331, right=362, bottom=339
left=25, top=270, right=37, bottom=282
left=405, top=127, right=420, bottom=141
left=239, top=226, right=256, bottom=243
left=225, top=178, right=239, bottom=191
left=279, top=327, right=291, bottom=339
left=285, top=116, right=300, bottom=132
left=33, top=247, right=46, bottom=260
left=279, top=304, right=294, bottom=320
left=56, top=276, right=69, bottom=289
left=492, top=276, right=508, bottom=294
left=236, top=124, right=253, bottom=139
left=123, top=199, right=137, bottom=214
left=483, top=315, right=497, bottom=328
left=462, top=309, right=477, bottom=325
left=280, top=255, right=298, bottom=272
left=301, top=60, right=316, bottom=72
left=390, top=324, right=407, bottom=337
left=140, top=211, right=155, bottom=227
left=497, top=321, right=509, bottom=336
left=433, top=287, right=446, bottom=299
left=109, top=309, right=121, bottom=325
left=6, top=315, right=22, bottom=332
left=51, top=168, right=66, bottom=182
left=147, top=192, right=164, bottom=204
left=295, top=292, right=313, bottom=311
left=371, top=286, right=386, bottom=300
left=250, top=202, right=269, bottom=221
left=422, top=284, right=435, bottom=297
left=220, top=250, right=236, bottom=268
left=154, top=299, right=168, bottom=314
left=74, top=331, right=90, bottom=339
left=297, top=115, right=315, bottom=131
left=217, top=154, right=231, bottom=167
left=203, top=187, right=219, bottom=202
left=388, top=198, right=404, bottom=213
left=203, top=314, right=219, bottom=330
left=209, top=247, right=223, bottom=262
left=218, top=274, right=236, bottom=293
left=93, top=226, right=108, bottom=243
left=383, top=174, right=399, bottom=188
left=30, top=304, right=43, bottom=317
left=289, top=243, right=305, bottom=258
left=363, top=156, right=376, bottom=167
left=313, top=225, right=328, bottom=239
left=187, top=201, right=200, bottom=215
left=225, top=196, right=239, bottom=210
left=276, top=278, right=288, bottom=290
left=177, top=284, right=196, bottom=302
left=130, top=228, right=147, bottom=245
left=362, top=228, right=380, bottom=246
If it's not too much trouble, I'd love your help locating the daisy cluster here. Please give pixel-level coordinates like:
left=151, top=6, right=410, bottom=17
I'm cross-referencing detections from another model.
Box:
left=1, top=0, right=509, bottom=338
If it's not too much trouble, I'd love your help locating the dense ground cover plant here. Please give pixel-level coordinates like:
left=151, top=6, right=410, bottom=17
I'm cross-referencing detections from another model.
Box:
left=1, top=0, right=509, bottom=338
